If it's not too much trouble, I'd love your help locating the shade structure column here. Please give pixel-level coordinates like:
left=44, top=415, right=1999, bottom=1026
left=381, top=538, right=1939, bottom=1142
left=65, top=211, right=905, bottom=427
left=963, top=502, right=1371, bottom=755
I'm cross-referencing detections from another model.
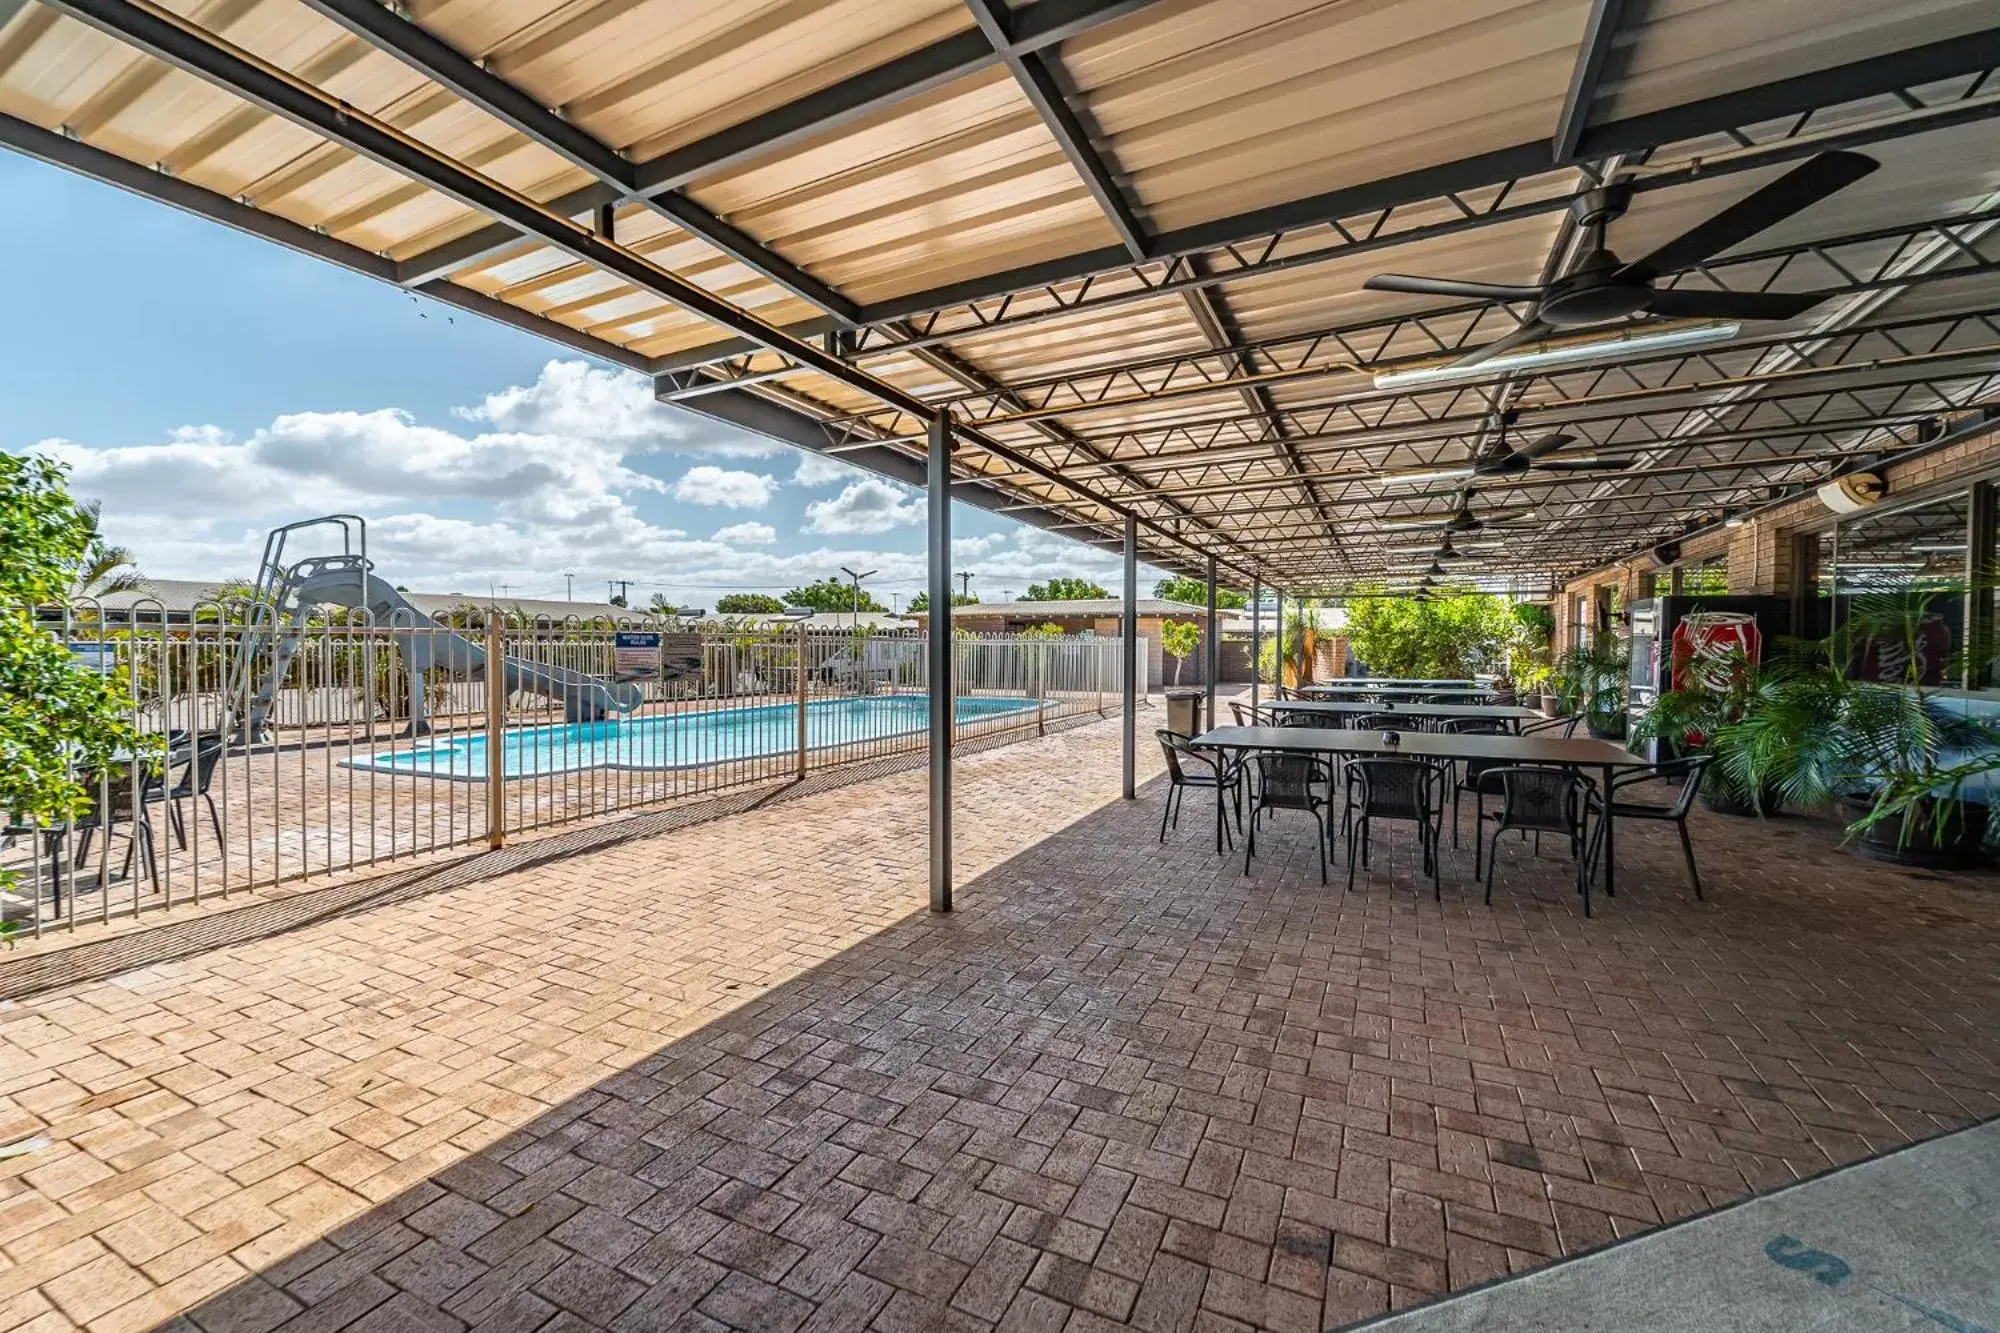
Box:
left=1204, top=555, right=1219, bottom=729
left=1274, top=591, right=1285, bottom=698
left=928, top=411, right=953, bottom=913
left=1249, top=576, right=1262, bottom=710
left=1122, top=515, right=1137, bottom=800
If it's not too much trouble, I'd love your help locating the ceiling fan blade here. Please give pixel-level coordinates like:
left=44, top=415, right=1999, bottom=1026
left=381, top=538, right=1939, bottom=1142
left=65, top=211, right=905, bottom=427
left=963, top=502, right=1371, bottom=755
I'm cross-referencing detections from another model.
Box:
left=1365, top=274, right=1547, bottom=302
left=1619, top=151, right=1878, bottom=279
left=1517, top=432, right=1575, bottom=462
left=1447, top=318, right=1555, bottom=369
left=1641, top=287, right=1827, bottom=321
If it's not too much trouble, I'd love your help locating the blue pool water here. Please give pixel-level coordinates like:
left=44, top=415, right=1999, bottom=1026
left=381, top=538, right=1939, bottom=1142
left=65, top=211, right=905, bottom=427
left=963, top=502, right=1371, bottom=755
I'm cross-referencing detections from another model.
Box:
left=345, top=694, right=1044, bottom=779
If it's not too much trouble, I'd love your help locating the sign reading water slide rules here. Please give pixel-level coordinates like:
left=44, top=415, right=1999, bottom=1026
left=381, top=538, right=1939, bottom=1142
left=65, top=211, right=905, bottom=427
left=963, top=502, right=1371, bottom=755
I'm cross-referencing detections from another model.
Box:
left=614, top=631, right=661, bottom=682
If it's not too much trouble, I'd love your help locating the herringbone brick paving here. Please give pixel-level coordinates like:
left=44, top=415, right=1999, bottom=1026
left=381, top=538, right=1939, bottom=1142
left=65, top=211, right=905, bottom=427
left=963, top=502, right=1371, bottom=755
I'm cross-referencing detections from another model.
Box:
left=2, top=712, right=1997, bottom=1332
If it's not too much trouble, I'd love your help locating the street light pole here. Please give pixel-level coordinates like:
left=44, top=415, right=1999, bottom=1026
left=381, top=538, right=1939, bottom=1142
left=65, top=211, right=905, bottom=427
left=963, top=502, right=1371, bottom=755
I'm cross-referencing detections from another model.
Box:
left=958, top=571, right=977, bottom=604
left=838, top=565, right=877, bottom=634
left=564, top=572, right=575, bottom=601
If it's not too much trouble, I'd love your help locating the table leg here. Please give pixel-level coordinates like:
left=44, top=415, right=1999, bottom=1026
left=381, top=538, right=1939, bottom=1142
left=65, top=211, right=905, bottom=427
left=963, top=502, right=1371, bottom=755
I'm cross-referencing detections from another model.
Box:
left=1600, top=765, right=1615, bottom=895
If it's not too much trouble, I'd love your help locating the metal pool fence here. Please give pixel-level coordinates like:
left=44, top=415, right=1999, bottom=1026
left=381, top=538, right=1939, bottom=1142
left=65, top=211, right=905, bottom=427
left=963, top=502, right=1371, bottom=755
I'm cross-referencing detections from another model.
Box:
left=1, top=601, right=1136, bottom=938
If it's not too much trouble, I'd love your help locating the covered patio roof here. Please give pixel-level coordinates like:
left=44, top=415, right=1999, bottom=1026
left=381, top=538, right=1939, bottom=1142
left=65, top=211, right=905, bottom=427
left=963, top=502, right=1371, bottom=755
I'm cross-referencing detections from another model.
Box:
left=7, top=0, right=2000, bottom=594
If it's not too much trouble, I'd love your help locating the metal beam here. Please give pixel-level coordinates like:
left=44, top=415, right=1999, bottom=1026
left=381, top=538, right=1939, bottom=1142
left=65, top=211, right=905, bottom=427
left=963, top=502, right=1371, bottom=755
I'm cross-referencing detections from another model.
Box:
left=51, top=0, right=1262, bottom=585
left=659, top=28, right=2000, bottom=368
left=1204, top=555, right=1218, bottom=726
left=1552, top=0, right=1632, bottom=163
left=964, top=0, right=1149, bottom=259
left=395, top=0, right=1164, bottom=283
left=928, top=411, right=954, bottom=913
left=296, top=0, right=857, bottom=319
left=1122, top=514, right=1137, bottom=800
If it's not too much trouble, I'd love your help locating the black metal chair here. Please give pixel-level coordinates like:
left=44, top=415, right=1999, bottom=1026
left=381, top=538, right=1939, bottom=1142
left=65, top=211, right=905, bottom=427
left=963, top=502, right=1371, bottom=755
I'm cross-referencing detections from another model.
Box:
left=1340, top=758, right=1448, bottom=897
left=1477, top=766, right=1594, bottom=910
left=69, top=766, right=162, bottom=896
left=1156, top=730, right=1243, bottom=852
left=1243, top=751, right=1335, bottom=883
left=1351, top=712, right=1404, bottom=732
left=1229, top=701, right=1273, bottom=728
left=1585, top=754, right=1711, bottom=901
left=1438, top=716, right=1514, bottom=847
left=1519, top=713, right=1582, bottom=740
left=148, top=736, right=225, bottom=849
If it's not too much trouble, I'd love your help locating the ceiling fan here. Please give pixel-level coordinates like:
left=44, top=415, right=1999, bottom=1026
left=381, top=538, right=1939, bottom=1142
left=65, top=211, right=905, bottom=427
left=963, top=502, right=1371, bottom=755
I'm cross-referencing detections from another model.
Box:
left=1364, top=151, right=1879, bottom=369
left=1376, top=411, right=1629, bottom=485
left=1388, top=534, right=1492, bottom=559
left=1378, top=490, right=1536, bottom=533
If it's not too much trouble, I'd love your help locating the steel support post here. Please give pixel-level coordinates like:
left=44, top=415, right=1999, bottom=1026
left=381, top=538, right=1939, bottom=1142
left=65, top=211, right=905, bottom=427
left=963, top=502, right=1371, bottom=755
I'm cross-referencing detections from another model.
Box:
left=485, top=615, right=505, bottom=849
left=796, top=618, right=810, bottom=781
left=1122, top=514, right=1138, bottom=800
left=1204, top=556, right=1219, bottom=730
left=1249, top=577, right=1262, bottom=710
left=1274, top=592, right=1285, bottom=698
left=928, top=412, right=954, bottom=912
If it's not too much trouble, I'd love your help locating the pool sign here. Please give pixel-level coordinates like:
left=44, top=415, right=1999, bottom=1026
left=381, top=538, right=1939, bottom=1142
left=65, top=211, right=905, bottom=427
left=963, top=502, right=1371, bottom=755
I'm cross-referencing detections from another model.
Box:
left=614, top=631, right=661, bottom=681
left=69, top=641, right=118, bottom=673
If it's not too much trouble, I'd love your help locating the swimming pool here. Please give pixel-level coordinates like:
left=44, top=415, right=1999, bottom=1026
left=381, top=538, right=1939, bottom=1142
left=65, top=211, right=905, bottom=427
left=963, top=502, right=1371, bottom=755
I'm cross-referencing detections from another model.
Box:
left=344, top=693, right=1045, bottom=779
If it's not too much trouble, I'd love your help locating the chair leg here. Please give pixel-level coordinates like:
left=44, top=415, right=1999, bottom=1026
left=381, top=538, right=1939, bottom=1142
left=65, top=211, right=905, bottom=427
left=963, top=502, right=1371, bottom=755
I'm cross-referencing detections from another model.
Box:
left=1677, top=819, right=1703, bottom=899
left=1428, top=820, right=1441, bottom=902
left=1452, top=782, right=1461, bottom=848
left=1345, top=817, right=1361, bottom=893
left=1159, top=785, right=1173, bottom=843
left=167, top=800, right=187, bottom=850
left=205, top=793, right=223, bottom=844
left=1243, top=799, right=1256, bottom=876
left=1313, top=811, right=1327, bottom=885
left=140, top=821, right=159, bottom=893
left=1483, top=825, right=1503, bottom=905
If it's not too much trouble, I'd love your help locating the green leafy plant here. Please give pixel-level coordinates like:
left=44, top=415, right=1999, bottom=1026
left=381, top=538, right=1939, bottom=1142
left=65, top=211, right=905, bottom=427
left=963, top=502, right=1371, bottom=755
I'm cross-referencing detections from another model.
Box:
left=1344, top=590, right=1514, bottom=679
left=1631, top=642, right=1776, bottom=811
left=783, top=578, right=885, bottom=613
left=713, top=593, right=786, bottom=615
left=1159, top=618, right=1201, bottom=683
left=1719, top=584, right=2000, bottom=856
left=1152, top=576, right=1246, bottom=609
left=1024, top=577, right=1108, bottom=601
left=908, top=591, right=978, bottom=613
left=1017, top=623, right=1065, bottom=641
left=1553, top=635, right=1629, bottom=734
left=0, top=456, right=156, bottom=899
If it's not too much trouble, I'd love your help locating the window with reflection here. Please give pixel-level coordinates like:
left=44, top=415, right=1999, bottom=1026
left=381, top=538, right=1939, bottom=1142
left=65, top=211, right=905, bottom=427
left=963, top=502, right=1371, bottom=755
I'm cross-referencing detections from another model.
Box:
left=1829, top=492, right=1969, bottom=686
left=1681, top=556, right=1728, bottom=596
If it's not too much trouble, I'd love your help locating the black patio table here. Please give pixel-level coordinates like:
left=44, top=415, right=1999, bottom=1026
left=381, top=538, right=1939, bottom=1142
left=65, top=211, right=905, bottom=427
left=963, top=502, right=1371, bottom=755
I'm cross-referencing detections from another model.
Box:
left=1191, top=724, right=1651, bottom=901
left=1267, top=699, right=1541, bottom=729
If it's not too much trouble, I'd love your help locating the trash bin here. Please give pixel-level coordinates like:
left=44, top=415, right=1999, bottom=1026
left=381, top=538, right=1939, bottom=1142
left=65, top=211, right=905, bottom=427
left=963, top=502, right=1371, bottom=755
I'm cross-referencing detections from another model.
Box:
left=1164, top=687, right=1206, bottom=738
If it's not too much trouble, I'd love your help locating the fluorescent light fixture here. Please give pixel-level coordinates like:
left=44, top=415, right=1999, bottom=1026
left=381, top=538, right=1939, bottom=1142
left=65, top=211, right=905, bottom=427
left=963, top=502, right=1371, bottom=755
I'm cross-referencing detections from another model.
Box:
left=1911, top=543, right=1968, bottom=552
left=1372, top=321, right=1741, bottom=390
left=1725, top=514, right=1748, bottom=528
left=1375, top=467, right=1475, bottom=487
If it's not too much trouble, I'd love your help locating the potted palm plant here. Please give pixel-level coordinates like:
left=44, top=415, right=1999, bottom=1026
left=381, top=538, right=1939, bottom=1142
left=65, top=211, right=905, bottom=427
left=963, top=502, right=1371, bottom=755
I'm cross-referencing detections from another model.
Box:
left=1719, top=585, right=1998, bottom=868
left=1630, top=642, right=1780, bottom=815
left=1554, top=636, right=1630, bottom=738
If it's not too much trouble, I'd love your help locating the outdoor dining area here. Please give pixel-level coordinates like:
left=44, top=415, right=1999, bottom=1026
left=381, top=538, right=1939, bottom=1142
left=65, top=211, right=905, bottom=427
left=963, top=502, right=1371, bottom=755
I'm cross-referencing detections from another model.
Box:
left=1156, top=684, right=1700, bottom=916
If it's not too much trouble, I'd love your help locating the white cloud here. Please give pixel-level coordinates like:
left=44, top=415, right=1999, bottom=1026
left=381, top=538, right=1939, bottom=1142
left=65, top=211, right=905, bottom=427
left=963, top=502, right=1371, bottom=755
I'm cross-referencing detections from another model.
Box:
left=456, top=358, right=773, bottom=457
left=804, top=478, right=925, bottom=535
left=714, top=521, right=776, bottom=545
left=671, top=466, right=776, bottom=508
left=792, top=451, right=856, bottom=487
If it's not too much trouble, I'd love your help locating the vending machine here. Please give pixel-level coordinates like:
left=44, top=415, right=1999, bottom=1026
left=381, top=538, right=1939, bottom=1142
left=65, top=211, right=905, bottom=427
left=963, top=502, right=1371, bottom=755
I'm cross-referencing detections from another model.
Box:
left=1625, top=596, right=1793, bottom=756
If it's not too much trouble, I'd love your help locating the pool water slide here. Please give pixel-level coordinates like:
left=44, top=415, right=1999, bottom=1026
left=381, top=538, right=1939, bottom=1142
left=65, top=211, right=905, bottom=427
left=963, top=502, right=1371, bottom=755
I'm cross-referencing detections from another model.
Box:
left=232, top=517, right=639, bottom=740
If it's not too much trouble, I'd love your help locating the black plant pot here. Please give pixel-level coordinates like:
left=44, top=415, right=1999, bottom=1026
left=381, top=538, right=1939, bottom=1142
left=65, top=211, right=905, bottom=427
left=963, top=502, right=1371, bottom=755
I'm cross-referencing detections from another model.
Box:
left=1838, top=794, right=1991, bottom=869
left=1698, top=781, right=1783, bottom=818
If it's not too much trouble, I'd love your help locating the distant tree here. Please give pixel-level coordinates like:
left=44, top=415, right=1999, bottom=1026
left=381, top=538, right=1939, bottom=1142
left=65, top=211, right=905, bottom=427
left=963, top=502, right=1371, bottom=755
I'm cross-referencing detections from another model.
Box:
left=784, top=577, right=886, bottom=613
left=1153, top=575, right=1246, bottom=609
left=1023, top=577, right=1108, bottom=601
left=609, top=594, right=628, bottom=608
left=715, top=592, right=786, bottom=614
left=907, top=591, right=978, bottom=613
left=1158, top=619, right=1202, bottom=684
left=74, top=500, right=144, bottom=597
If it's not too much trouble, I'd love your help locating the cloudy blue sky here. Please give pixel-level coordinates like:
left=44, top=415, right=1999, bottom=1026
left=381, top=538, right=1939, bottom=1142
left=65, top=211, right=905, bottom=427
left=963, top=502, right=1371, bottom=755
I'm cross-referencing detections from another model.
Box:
left=3, top=152, right=1166, bottom=610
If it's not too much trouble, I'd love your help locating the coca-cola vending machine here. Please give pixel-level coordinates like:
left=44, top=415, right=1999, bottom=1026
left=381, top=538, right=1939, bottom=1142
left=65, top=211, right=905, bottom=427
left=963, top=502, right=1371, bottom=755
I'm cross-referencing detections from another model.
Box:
left=1626, top=596, right=1792, bottom=757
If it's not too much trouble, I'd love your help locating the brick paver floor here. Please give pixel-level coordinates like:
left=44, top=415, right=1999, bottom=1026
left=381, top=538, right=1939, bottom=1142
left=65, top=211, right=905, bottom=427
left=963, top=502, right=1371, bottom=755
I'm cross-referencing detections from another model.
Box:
left=2, top=713, right=1998, bottom=1332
